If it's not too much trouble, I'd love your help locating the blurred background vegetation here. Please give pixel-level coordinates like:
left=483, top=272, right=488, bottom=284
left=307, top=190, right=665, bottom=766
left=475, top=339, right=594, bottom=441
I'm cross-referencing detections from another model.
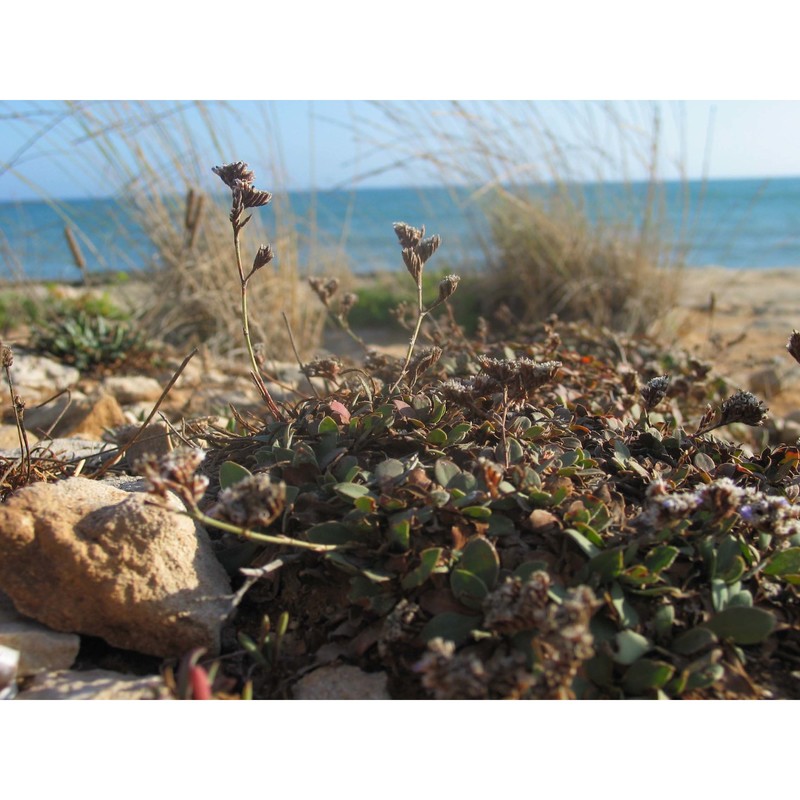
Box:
left=0, top=101, right=695, bottom=358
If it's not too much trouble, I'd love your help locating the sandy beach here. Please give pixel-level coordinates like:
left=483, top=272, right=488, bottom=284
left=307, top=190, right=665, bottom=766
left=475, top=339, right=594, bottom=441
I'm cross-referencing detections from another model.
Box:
left=667, top=267, right=800, bottom=416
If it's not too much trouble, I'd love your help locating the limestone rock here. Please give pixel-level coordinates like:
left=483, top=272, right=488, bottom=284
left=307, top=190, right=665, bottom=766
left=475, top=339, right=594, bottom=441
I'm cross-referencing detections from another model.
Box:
left=19, top=391, right=86, bottom=437
left=0, top=424, right=39, bottom=450
left=22, top=392, right=125, bottom=439
left=6, top=352, right=80, bottom=398
left=0, top=591, right=80, bottom=676
left=16, top=669, right=169, bottom=700
left=292, top=663, right=391, bottom=700
left=99, top=475, right=150, bottom=493
left=34, top=437, right=116, bottom=464
left=113, top=420, right=173, bottom=471
left=102, top=375, right=163, bottom=405
left=67, top=394, right=127, bottom=439
left=0, top=477, right=232, bottom=658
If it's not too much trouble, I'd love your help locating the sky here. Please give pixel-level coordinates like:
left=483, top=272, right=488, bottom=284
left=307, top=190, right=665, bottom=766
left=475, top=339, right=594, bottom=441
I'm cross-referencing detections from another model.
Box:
left=3, top=100, right=800, bottom=202
left=3, top=3, right=800, bottom=201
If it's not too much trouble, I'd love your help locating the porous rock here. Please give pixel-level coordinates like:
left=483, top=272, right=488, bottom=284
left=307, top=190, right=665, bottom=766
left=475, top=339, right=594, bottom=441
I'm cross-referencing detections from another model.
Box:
left=113, top=420, right=173, bottom=471
left=6, top=351, right=80, bottom=397
left=0, top=424, right=39, bottom=450
left=0, top=477, right=232, bottom=658
left=102, top=375, right=163, bottom=405
left=22, top=392, right=125, bottom=439
left=0, top=591, right=80, bottom=676
left=16, top=669, right=169, bottom=700
left=18, top=391, right=88, bottom=437
left=292, top=663, right=391, bottom=700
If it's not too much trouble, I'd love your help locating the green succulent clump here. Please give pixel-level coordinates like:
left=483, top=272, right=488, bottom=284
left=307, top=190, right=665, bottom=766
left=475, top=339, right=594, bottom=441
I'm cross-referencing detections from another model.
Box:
left=32, top=310, right=149, bottom=372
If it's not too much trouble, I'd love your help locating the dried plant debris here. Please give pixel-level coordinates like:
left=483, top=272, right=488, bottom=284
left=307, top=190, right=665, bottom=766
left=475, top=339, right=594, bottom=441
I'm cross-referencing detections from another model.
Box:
left=182, top=312, right=799, bottom=700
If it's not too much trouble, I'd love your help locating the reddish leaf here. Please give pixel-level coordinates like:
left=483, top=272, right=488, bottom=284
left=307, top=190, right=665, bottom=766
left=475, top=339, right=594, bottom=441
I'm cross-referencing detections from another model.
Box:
left=328, top=400, right=351, bottom=424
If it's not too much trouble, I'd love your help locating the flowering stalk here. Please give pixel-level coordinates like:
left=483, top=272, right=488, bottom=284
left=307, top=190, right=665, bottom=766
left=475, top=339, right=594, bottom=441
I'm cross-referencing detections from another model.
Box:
left=308, top=277, right=368, bottom=352
left=212, top=162, right=283, bottom=420
left=388, top=222, right=457, bottom=395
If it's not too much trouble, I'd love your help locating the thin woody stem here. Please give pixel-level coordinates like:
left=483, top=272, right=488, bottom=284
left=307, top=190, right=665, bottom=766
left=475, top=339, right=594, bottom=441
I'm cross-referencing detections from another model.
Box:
left=234, top=230, right=260, bottom=381
left=189, top=507, right=339, bottom=553
left=389, top=279, right=427, bottom=396
left=233, top=227, right=283, bottom=420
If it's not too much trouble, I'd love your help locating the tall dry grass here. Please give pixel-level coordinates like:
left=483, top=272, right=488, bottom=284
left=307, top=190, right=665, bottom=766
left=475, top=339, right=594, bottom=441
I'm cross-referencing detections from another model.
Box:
left=350, top=101, right=696, bottom=334
left=0, top=101, right=329, bottom=358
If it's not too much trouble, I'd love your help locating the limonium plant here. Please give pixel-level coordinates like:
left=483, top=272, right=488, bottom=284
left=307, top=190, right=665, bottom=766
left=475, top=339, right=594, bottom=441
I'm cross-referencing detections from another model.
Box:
left=212, top=161, right=283, bottom=420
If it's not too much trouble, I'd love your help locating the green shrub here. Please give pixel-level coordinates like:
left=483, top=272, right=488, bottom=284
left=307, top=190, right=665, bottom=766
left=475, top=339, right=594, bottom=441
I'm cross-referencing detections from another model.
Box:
left=31, top=309, right=149, bottom=372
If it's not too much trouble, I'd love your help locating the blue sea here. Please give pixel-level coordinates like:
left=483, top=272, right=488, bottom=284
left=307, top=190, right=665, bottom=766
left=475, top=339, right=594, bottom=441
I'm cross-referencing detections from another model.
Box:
left=1, top=177, right=800, bottom=282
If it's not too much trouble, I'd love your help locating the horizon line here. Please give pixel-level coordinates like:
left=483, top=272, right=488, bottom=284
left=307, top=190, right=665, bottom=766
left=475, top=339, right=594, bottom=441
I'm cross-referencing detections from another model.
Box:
left=2, top=173, right=800, bottom=205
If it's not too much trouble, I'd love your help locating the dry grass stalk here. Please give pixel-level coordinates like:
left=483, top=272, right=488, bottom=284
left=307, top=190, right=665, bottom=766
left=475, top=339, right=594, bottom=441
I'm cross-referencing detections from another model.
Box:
left=1, top=101, right=327, bottom=357
left=63, top=226, right=89, bottom=285
left=352, top=101, right=689, bottom=335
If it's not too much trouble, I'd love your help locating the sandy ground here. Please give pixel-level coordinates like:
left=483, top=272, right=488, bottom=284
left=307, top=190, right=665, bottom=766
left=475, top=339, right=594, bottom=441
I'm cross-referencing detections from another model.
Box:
left=662, top=267, right=800, bottom=417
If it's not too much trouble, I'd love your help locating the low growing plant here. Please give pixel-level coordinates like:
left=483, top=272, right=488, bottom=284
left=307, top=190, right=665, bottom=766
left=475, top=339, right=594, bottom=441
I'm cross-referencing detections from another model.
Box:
left=31, top=309, right=150, bottom=373
left=135, top=159, right=798, bottom=701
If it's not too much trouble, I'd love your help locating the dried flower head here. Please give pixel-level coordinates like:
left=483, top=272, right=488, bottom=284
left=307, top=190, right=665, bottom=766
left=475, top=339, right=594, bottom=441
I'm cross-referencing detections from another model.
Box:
left=237, top=183, right=273, bottom=210
left=438, top=378, right=474, bottom=404
left=308, top=276, right=339, bottom=306
left=416, top=235, right=441, bottom=265
left=401, top=248, right=424, bottom=283
left=641, top=374, right=670, bottom=411
left=212, top=161, right=255, bottom=188
left=482, top=573, right=597, bottom=698
left=305, top=356, right=342, bottom=380
left=213, top=162, right=272, bottom=232
left=434, top=274, right=460, bottom=307
left=206, top=474, right=286, bottom=529
left=394, top=222, right=440, bottom=286
left=483, top=572, right=553, bottom=636
left=378, top=599, right=422, bottom=658
left=338, top=292, right=358, bottom=320
left=139, top=447, right=209, bottom=504
left=739, top=487, right=800, bottom=536
left=414, top=638, right=489, bottom=700
left=252, top=244, right=274, bottom=271
left=407, top=346, right=443, bottom=384
left=516, top=359, right=561, bottom=394
left=393, top=222, right=425, bottom=249
left=477, top=356, right=561, bottom=403
left=719, top=390, right=768, bottom=428
left=787, top=330, right=800, bottom=365
left=0, top=345, right=13, bottom=368
left=636, top=478, right=702, bottom=527
left=477, top=355, right=520, bottom=384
